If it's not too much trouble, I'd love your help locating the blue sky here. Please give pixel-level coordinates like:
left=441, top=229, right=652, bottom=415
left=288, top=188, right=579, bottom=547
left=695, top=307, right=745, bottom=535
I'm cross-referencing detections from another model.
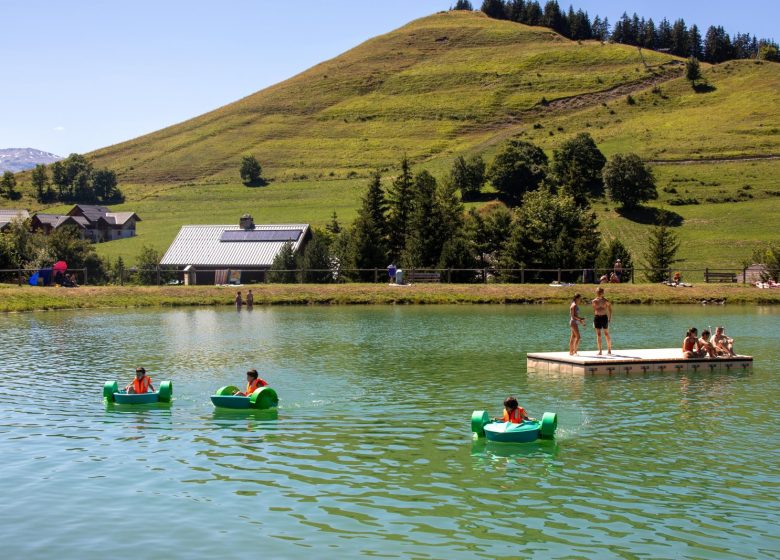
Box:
left=1, top=0, right=777, bottom=156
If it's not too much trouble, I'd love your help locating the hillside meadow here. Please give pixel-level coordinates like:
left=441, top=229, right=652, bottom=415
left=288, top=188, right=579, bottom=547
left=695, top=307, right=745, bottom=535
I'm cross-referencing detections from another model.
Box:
left=2, top=11, right=779, bottom=270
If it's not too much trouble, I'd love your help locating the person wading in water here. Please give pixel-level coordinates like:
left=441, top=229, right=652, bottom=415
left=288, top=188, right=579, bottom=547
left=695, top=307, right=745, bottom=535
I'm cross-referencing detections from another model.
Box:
left=591, top=287, right=613, bottom=355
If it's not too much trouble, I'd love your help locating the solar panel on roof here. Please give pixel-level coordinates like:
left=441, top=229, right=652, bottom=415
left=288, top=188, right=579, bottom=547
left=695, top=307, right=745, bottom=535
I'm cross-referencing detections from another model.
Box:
left=220, top=229, right=302, bottom=242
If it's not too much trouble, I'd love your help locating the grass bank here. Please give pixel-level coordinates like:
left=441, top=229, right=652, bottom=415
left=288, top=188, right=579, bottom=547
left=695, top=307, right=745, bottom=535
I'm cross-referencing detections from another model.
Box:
left=2, top=283, right=779, bottom=313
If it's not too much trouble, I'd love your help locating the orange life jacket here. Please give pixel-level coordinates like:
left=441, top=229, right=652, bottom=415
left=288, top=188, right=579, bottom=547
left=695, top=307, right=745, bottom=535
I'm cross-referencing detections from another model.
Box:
left=503, top=407, right=527, bottom=424
left=245, top=378, right=267, bottom=395
left=133, top=375, right=151, bottom=394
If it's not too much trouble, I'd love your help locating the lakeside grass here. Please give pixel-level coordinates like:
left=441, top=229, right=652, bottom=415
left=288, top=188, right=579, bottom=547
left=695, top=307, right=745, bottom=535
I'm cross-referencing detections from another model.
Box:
left=2, top=283, right=779, bottom=313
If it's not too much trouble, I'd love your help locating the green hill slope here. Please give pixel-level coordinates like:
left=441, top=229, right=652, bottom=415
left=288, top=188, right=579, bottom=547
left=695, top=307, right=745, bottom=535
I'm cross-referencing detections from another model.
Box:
left=7, top=11, right=780, bottom=272
left=90, top=11, right=681, bottom=184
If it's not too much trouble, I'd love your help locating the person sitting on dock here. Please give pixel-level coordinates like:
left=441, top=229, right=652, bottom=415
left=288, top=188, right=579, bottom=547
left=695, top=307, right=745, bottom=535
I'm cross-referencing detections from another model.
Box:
left=697, top=330, right=718, bottom=358
left=496, top=396, right=530, bottom=423
left=126, top=367, right=155, bottom=394
left=682, top=328, right=702, bottom=358
left=712, top=326, right=736, bottom=356
left=234, top=368, right=268, bottom=396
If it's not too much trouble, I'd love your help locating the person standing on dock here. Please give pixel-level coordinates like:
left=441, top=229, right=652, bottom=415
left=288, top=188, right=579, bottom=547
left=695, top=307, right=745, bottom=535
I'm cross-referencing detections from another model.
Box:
left=592, top=287, right=613, bottom=355
left=569, top=294, right=586, bottom=355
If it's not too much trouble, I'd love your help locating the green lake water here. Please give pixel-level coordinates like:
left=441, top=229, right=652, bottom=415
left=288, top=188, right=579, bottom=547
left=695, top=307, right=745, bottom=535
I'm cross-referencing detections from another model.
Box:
left=1, top=305, right=779, bottom=559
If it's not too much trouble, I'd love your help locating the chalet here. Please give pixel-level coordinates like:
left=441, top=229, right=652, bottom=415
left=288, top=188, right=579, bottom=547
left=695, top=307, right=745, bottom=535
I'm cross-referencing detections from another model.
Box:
left=160, top=214, right=310, bottom=285
left=29, top=204, right=141, bottom=242
left=0, top=209, right=30, bottom=232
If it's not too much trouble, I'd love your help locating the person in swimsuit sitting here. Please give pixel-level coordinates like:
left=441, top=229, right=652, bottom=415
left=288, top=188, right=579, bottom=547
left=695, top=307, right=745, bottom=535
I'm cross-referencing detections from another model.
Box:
left=682, top=328, right=701, bottom=358
left=569, top=293, right=586, bottom=355
left=494, top=396, right=530, bottom=423
left=712, top=326, right=736, bottom=356
left=591, top=287, right=613, bottom=355
left=698, top=330, right=718, bottom=358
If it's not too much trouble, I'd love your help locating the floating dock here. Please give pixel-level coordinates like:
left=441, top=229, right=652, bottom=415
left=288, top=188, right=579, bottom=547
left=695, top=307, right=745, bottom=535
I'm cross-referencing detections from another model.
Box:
left=526, top=348, right=753, bottom=375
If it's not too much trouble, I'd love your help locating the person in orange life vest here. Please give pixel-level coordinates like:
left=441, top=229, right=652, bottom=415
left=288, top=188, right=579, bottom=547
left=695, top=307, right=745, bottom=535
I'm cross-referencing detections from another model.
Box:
left=126, top=367, right=155, bottom=394
left=496, top=396, right=530, bottom=423
left=234, top=368, right=268, bottom=396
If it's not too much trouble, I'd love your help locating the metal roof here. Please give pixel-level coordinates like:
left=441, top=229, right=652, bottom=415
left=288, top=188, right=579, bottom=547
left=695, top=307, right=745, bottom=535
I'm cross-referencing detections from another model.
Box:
left=160, top=224, right=310, bottom=267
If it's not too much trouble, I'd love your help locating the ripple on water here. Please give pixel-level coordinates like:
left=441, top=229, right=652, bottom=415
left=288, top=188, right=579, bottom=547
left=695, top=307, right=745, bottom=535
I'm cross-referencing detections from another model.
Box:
left=1, top=306, right=779, bottom=559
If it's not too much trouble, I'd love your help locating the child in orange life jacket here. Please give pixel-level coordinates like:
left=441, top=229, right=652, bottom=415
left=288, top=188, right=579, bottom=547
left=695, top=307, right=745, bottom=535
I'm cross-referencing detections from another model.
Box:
left=126, top=367, right=155, bottom=394
left=234, top=368, right=268, bottom=396
left=497, top=396, right=530, bottom=423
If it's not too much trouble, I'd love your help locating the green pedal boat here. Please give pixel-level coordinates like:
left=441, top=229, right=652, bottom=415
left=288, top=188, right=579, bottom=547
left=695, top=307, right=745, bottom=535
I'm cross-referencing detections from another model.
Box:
left=471, top=410, right=557, bottom=443
left=210, top=385, right=279, bottom=410
left=103, top=380, right=173, bottom=404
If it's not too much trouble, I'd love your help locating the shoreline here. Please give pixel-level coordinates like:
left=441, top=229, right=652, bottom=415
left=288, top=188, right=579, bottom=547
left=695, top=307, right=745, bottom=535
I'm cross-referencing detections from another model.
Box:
left=2, top=283, right=780, bottom=313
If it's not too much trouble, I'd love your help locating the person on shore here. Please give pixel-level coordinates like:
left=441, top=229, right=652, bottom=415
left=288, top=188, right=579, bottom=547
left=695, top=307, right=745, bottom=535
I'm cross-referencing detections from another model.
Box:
left=599, top=274, right=609, bottom=284
left=126, top=367, right=155, bottom=394
left=712, top=326, right=736, bottom=356
left=495, top=396, right=530, bottom=423
left=682, top=328, right=700, bottom=358
left=235, top=291, right=243, bottom=309
left=609, top=272, right=620, bottom=283
left=246, top=289, right=254, bottom=308
left=591, top=287, right=612, bottom=355
left=698, top=329, right=718, bottom=358
left=569, top=294, right=586, bottom=355
left=234, top=369, right=268, bottom=396
left=614, top=259, right=623, bottom=281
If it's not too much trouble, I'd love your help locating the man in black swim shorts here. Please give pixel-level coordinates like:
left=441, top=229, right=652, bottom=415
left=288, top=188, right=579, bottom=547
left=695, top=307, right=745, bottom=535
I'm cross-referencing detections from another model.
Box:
left=592, top=287, right=613, bottom=355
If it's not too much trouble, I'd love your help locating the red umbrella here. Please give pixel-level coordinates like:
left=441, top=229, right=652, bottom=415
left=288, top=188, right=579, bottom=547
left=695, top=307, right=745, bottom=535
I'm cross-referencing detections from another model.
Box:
left=53, top=260, right=68, bottom=272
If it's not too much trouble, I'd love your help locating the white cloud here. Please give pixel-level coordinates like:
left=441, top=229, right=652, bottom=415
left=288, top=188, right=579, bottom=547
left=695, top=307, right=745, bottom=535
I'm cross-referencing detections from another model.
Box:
left=53, top=126, right=65, bottom=132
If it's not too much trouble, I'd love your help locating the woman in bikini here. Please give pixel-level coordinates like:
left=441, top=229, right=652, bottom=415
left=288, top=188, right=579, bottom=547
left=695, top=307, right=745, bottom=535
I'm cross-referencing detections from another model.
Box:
left=569, top=294, right=586, bottom=355
left=682, top=328, right=700, bottom=358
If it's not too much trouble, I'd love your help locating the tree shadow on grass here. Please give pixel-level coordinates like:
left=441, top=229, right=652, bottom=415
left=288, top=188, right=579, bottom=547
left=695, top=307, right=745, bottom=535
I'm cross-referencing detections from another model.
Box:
left=243, top=178, right=269, bottom=188
left=693, top=83, right=717, bottom=94
left=617, top=205, right=684, bottom=226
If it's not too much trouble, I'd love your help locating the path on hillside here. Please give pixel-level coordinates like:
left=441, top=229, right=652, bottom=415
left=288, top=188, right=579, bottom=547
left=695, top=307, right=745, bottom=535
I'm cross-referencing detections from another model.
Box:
left=467, top=64, right=684, bottom=153
left=647, top=154, right=780, bottom=165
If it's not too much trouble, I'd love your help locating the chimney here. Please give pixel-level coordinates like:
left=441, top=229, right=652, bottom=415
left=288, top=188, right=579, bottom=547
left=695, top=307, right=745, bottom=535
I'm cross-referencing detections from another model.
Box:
left=239, top=214, right=255, bottom=230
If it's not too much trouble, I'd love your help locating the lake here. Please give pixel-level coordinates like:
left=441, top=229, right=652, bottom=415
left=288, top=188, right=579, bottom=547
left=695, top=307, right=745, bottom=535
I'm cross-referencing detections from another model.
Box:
left=1, top=305, right=778, bottom=559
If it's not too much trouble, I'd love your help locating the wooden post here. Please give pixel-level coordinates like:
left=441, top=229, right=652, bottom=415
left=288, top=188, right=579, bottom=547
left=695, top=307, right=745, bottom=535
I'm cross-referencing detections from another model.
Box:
left=483, top=268, right=487, bottom=283
left=705, top=267, right=709, bottom=283
left=299, top=269, right=304, bottom=284
left=17, top=269, right=22, bottom=286
left=557, top=268, right=561, bottom=282
left=156, top=265, right=161, bottom=286
left=521, top=266, right=525, bottom=284
left=631, top=268, right=635, bottom=284
left=84, top=268, right=89, bottom=285
left=447, top=269, right=451, bottom=283
left=374, top=268, right=378, bottom=283
left=743, top=266, right=747, bottom=284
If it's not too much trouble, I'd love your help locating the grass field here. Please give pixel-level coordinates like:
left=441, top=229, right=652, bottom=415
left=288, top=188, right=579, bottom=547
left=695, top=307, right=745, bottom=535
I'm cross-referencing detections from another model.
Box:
left=2, top=283, right=779, bottom=313
left=3, top=11, right=779, bottom=270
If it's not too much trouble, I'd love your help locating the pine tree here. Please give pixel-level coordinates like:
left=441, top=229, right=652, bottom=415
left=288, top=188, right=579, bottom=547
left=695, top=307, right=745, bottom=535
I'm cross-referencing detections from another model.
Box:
left=688, top=24, right=703, bottom=58
left=402, top=171, right=446, bottom=268
left=301, top=231, right=333, bottom=283
left=326, top=211, right=341, bottom=235
left=268, top=242, right=298, bottom=283
left=351, top=172, right=390, bottom=280
left=452, top=0, right=473, bottom=10
left=387, top=157, right=414, bottom=261
left=1, top=171, right=18, bottom=200
left=643, top=223, right=680, bottom=282
left=481, top=0, right=506, bottom=19
left=685, top=57, right=702, bottom=87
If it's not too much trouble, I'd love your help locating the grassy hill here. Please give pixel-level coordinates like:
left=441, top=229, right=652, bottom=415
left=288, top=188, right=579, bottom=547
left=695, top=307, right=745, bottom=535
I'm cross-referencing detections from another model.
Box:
left=6, top=11, right=780, bottom=273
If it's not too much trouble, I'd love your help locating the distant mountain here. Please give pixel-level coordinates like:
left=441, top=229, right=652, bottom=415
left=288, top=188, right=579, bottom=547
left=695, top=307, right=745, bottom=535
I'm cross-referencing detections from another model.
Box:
left=0, top=148, right=62, bottom=173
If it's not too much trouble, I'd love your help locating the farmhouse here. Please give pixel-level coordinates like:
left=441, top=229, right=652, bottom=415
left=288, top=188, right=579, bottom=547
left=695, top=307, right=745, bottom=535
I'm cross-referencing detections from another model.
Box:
left=30, top=204, right=141, bottom=242
left=0, top=209, right=30, bottom=231
left=160, top=215, right=310, bottom=285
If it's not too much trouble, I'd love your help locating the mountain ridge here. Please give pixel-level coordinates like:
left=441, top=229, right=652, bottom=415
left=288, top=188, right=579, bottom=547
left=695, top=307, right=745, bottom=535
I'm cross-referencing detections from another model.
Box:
left=0, top=148, right=62, bottom=173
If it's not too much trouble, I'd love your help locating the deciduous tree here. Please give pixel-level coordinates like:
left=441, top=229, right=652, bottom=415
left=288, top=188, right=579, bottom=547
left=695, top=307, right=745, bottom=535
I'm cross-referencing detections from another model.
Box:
left=551, top=132, right=606, bottom=205
left=488, top=140, right=548, bottom=202
left=603, top=153, right=657, bottom=209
